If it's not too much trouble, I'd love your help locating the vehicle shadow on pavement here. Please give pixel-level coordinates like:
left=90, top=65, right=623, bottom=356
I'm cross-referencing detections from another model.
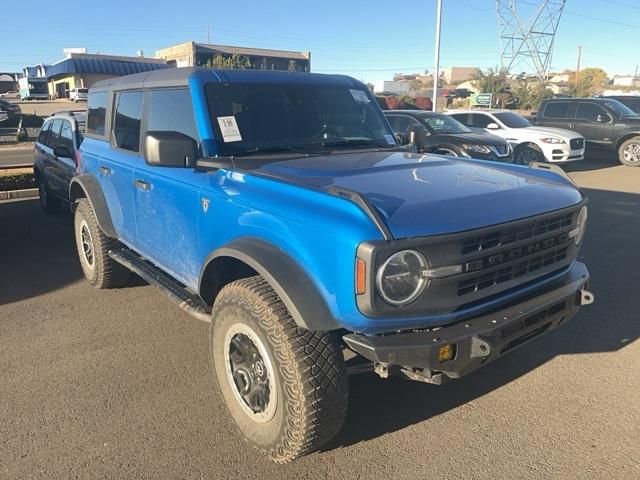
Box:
left=564, top=150, right=618, bottom=172
left=0, top=200, right=84, bottom=306
left=327, top=185, right=640, bottom=451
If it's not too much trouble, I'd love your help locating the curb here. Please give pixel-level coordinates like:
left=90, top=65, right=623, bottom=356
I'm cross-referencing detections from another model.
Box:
left=0, top=188, right=38, bottom=201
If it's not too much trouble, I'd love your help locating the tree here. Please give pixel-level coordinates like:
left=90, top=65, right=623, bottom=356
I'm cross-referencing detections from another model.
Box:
left=204, top=53, right=252, bottom=69
left=471, top=67, right=512, bottom=108
left=567, top=67, right=608, bottom=97
left=511, top=80, right=553, bottom=110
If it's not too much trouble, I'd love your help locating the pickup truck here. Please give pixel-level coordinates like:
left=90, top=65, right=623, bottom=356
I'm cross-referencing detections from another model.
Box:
left=70, top=68, right=593, bottom=463
left=536, top=97, right=640, bottom=166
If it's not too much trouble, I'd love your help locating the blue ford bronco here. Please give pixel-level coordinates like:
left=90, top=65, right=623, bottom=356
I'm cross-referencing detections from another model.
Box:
left=71, top=68, right=593, bottom=463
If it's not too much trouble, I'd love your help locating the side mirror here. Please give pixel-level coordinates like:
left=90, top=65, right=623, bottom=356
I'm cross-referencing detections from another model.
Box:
left=596, top=114, right=610, bottom=123
left=486, top=122, right=500, bottom=130
left=53, top=145, right=73, bottom=158
left=406, top=124, right=428, bottom=146
left=144, top=131, right=198, bottom=167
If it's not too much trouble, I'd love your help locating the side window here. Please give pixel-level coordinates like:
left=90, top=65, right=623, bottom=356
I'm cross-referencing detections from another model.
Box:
left=37, top=122, right=51, bottom=145
left=469, top=114, right=493, bottom=128
left=112, top=91, right=144, bottom=152
left=87, top=91, right=108, bottom=136
left=59, top=120, right=75, bottom=151
left=394, top=115, right=420, bottom=133
left=543, top=101, right=571, bottom=119
left=575, top=102, right=607, bottom=122
left=146, top=89, right=199, bottom=145
left=46, top=120, right=63, bottom=148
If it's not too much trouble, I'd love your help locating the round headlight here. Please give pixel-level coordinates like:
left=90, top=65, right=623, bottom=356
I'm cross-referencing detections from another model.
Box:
left=376, top=250, right=427, bottom=306
left=575, top=206, right=588, bottom=245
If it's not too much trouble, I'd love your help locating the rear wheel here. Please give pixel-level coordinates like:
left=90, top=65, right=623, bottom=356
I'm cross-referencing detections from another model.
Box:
left=514, top=145, right=544, bottom=165
left=38, top=177, right=61, bottom=214
left=211, top=276, right=348, bottom=463
left=74, top=199, right=129, bottom=288
left=618, top=137, right=640, bottom=166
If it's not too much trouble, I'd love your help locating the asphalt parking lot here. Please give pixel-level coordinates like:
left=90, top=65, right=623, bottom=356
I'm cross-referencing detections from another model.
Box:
left=1, top=153, right=639, bottom=479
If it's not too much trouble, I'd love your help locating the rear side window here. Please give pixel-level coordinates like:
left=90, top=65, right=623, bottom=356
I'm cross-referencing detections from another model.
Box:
left=59, top=120, right=75, bottom=151
left=113, top=91, right=143, bottom=152
left=146, top=89, right=199, bottom=145
left=87, top=91, right=108, bottom=136
left=543, top=101, right=571, bottom=118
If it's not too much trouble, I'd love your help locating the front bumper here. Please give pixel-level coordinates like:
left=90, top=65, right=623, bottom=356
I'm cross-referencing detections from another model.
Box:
left=344, top=261, right=591, bottom=382
left=540, top=143, right=585, bottom=163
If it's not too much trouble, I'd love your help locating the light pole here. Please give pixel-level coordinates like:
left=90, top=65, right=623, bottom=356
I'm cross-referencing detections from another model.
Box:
left=432, top=0, right=443, bottom=112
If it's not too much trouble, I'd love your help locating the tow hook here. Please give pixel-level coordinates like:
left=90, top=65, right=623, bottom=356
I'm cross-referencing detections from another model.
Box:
left=579, top=289, right=595, bottom=306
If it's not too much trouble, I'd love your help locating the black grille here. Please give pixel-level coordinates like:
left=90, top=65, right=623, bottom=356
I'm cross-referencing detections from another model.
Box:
left=570, top=138, right=584, bottom=150
left=458, top=245, right=569, bottom=296
left=461, top=213, right=573, bottom=255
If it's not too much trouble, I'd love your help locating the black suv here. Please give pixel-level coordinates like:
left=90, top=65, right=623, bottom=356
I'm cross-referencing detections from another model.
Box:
left=601, top=95, right=640, bottom=115
left=536, top=97, right=640, bottom=166
left=384, top=110, right=512, bottom=162
left=34, top=111, right=85, bottom=212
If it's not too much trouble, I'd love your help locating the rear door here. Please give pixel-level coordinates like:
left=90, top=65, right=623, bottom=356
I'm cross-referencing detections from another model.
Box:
left=572, top=101, right=614, bottom=145
left=134, top=88, right=203, bottom=287
left=101, top=90, right=144, bottom=245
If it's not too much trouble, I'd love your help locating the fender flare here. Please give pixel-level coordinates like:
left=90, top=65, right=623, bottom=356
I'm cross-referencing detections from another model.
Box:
left=201, top=237, right=341, bottom=332
left=68, top=174, right=117, bottom=238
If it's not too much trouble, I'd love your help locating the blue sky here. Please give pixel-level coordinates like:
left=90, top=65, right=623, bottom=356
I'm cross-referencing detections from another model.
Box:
left=1, top=0, right=638, bottom=82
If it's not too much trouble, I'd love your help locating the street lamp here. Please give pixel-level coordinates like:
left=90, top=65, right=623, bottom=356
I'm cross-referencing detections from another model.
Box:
left=432, top=0, right=443, bottom=112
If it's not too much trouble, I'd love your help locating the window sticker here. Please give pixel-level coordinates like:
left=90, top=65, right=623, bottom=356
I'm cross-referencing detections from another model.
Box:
left=217, top=116, right=242, bottom=142
left=350, top=89, right=370, bottom=103
left=384, top=134, right=396, bottom=145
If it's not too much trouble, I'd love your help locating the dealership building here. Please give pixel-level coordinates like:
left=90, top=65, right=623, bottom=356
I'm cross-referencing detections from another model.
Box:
left=156, top=41, right=310, bottom=72
left=22, top=52, right=168, bottom=99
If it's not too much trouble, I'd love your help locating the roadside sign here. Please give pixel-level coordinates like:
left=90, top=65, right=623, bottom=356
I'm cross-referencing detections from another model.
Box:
left=472, top=93, right=493, bottom=107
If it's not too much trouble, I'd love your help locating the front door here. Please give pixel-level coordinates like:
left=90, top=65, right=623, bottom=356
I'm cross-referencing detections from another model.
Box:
left=49, top=119, right=77, bottom=197
left=572, top=101, right=614, bottom=146
left=133, top=88, right=203, bottom=288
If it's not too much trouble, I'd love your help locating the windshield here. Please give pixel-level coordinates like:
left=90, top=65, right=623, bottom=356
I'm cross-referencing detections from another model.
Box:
left=418, top=113, right=470, bottom=134
left=603, top=99, right=638, bottom=117
left=493, top=112, right=532, bottom=128
left=205, top=82, right=394, bottom=156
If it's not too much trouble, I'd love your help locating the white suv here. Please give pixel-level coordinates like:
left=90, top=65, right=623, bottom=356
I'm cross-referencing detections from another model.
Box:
left=69, top=88, right=88, bottom=102
left=447, top=109, right=585, bottom=165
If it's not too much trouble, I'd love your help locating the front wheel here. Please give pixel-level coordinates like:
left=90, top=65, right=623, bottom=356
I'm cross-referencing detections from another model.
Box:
left=211, top=276, right=348, bottom=463
left=618, top=137, right=640, bottom=166
left=514, top=145, right=544, bottom=165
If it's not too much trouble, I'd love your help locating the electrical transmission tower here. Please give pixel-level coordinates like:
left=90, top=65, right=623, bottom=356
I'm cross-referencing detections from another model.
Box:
left=496, top=0, right=566, bottom=80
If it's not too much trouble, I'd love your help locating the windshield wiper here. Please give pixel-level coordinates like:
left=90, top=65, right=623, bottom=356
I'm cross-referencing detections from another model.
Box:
left=318, top=138, right=395, bottom=149
left=233, top=145, right=322, bottom=157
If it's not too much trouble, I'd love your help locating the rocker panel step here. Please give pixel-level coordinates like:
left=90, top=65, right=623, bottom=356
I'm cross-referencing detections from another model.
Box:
left=109, top=248, right=211, bottom=322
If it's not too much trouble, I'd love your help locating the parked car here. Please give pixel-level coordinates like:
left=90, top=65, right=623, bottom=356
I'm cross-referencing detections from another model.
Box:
left=33, top=111, right=85, bottom=212
left=69, top=88, right=88, bottom=102
left=384, top=110, right=513, bottom=162
left=449, top=109, right=585, bottom=165
left=536, top=97, right=640, bottom=166
left=600, top=95, right=640, bottom=114
left=0, top=99, right=21, bottom=115
left=72, top=68, right=592, bottom=463
left=0, top=91, right=19, bottom=99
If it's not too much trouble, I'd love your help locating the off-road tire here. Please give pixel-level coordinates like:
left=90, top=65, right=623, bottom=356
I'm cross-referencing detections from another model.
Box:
left=514, top=144, right=545, bottom=165
left=618, top=137, right=640, bottom=167
left=73, top=199, right=129, bottom=288
left=38, top=177, right=61, bottom=214
left=211, top=276, right=348, bottom=463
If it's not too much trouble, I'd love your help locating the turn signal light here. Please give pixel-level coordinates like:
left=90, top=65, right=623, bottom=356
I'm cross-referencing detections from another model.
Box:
left=438, top=343, right=455, bottom=363
left=356, top=258, right=366, bottom=295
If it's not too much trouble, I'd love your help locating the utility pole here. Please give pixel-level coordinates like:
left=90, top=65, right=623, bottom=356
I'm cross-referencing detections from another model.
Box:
left=432, top=0, right=443, bottom=112
left=207, top=25, right=211, bottom=45
left=575, top=45, right=582, bottom=89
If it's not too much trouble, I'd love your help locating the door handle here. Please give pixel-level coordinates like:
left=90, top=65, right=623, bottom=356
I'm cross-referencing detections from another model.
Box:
left=99, top=166, right=112, bottom=176
left=134, top=179, right=152, bottom=191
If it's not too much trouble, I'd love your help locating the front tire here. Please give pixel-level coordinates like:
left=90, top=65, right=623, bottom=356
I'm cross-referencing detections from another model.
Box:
left=618, top=137, right=640, bottom=166
left=73, top=199, right=129, bottom=288
left=211, top=276, right=348, bottom=463
left=514, top=144, right=544, bottom=165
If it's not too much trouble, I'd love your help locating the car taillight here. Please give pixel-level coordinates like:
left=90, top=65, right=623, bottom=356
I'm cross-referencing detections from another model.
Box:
left=75, top=150, right=83, bottom=174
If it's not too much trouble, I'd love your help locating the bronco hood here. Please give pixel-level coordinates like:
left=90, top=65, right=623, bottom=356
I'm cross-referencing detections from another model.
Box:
left=249, top=151, right=583, bottom=239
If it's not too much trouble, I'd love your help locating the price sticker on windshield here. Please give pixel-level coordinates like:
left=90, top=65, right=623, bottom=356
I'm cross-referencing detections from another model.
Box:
left=217, top=116, right=242, bottom=142
left=350, top=89, right=370, bottom=103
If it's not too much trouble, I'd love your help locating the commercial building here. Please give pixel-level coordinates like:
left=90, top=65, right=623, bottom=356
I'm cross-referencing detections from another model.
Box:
left=612, top=75, right=639, bottom=87
left=22, top=52, right=168, bottom=99
left=156, top=41, right=310, bottom=72
left=373, top=80, right=411, bottom=95
left=443, top=67, right=480, bottom=85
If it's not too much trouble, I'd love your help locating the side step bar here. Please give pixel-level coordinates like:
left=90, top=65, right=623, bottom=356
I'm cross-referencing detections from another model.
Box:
left=109, top=248, right=211, bottom=322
